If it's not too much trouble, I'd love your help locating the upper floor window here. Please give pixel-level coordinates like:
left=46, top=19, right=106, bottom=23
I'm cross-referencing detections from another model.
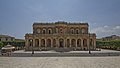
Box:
left=76, top=29, right=79, bottom=34
left=48, top=29, right=52, bottom=34
left=37, top=28, right=40, bottom=33
left=82, top=28, right=86, bottom=33
left=43, top=29, right=46, bottom=34
left=60, top=29, right=63, bottom=33
left=71, top=29, right=74, bottom=34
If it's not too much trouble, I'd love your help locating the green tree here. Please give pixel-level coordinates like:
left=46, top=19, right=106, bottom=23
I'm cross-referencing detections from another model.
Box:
left=0, top=42, right=3, bottom=49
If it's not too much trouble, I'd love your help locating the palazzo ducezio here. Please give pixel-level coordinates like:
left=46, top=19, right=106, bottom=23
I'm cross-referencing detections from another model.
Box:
left=25, top=21, right=96, bottom=51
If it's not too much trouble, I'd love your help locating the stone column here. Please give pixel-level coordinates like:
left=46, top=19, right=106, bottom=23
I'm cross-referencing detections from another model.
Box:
left=33, top=39, right=35, bottom=47
left=39, top=39, right=41, bottom=47
left=38, top=39, right=41, bottom=50
left=51, top=39, right=53, bottom=48
left=56, top=28, right=58, bottom=34
left=45, top=39, right=47, bottom=48
left=76, top=39, right=77, bottom=48
left=66, top=39, right=68, bottom=47
left=56, top=38, right=59, bottom=48
left=64, top=39, right=66, bottom=48
left=70, top=39, right=71, bottom=47
left=81, top=39, right=83, bottom=50
left=65, top=39, right=68, bottom=48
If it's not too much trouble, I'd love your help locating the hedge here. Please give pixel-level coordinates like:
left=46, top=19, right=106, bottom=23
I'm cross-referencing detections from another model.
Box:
left=96, top=40, right=120, bottom=49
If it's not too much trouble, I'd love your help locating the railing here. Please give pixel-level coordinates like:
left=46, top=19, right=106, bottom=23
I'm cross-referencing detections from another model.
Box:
left=25, top=33, right=96, bottom=37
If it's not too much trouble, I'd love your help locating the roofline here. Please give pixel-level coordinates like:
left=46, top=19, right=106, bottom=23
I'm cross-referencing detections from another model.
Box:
left=33, top=21, right=88, bottom=26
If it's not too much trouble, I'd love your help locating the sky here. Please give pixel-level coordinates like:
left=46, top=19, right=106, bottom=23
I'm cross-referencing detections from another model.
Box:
left=0, top=0, right=120, bottom=39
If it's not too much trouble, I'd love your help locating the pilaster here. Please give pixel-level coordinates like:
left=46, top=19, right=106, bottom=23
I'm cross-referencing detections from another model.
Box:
left=81, top=39, right=83, bottom=50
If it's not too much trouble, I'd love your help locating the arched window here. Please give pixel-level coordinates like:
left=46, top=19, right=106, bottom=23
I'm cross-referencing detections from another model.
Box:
left=76, top=29, right=79, bottom=34
left=48, top=29, right=52, bottom=34
left=71, top=29, right=74, bottom=34
left=67, top=39, right=70, bottom=47
left=60, top=28, right=63, bottom=33
left=77, top=39, right=81, bottom=47
left=90, top=39, right=93, bottom=46
left=37, top=28, right=40, bottom=33
left=29, top=39, right=33, bottom=47
left=41, top=39, right=45, bottom=47
left=71, top=39, right=76, bottom=47
left=35, top=39, right=39, bottom=47
left=81, top=28, right=86, bottom=34
left=48, top=30, right=50, bottom=34
left=42, top=29, right=46, bottom=34
left=83, top=39, right=87, bottom=47
left=47, top=39, right=51, bottom=47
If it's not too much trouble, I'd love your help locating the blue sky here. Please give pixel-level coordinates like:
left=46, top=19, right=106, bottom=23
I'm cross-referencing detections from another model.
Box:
left=0, top=0, right=120, bottom=39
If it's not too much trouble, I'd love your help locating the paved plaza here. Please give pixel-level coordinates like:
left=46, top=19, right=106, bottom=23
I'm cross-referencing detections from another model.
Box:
left=0, top=49, right=120, bottom=68
left=1, top=49, right=120, bottom=57
left=0, top=57, right=120, bottom=68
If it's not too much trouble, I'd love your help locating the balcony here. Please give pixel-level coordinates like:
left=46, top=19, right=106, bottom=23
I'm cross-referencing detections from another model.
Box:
left=25, top=33, right=96, bottom=38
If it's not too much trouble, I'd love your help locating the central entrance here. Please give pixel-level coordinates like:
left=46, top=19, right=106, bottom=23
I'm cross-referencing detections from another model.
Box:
left=59, top=39, right=64, bottom=48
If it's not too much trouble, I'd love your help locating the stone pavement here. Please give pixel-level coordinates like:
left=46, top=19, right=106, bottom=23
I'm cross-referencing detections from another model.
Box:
left=0, top=49, right=120, bottom=68
left=0, top=49, right=120, bottom=57
left=0, top=57, right=120, bottom=68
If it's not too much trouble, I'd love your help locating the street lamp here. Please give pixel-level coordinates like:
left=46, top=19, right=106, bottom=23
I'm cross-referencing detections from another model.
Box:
left=89, top=33, right=91, bottom=54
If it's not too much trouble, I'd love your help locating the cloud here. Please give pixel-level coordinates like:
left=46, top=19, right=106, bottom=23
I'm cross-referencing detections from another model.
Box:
left=103, top=25, right=108, bottom=28
left=113, top=26, right=120, bottom=29
left=90, top=25, right=120, bottom=38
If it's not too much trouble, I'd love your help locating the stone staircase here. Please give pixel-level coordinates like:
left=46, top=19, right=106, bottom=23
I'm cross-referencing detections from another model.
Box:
left=54, top=48, right=72, bottom=52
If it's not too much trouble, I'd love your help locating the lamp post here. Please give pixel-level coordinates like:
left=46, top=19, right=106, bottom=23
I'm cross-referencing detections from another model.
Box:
left=89, top=33, right=91, bottom=54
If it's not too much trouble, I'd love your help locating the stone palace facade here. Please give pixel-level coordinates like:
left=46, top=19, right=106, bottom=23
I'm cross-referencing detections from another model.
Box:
left=25, top=21, right=96, bottom=51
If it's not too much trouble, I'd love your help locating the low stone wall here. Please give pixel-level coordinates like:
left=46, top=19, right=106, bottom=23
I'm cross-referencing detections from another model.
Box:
left=2, top=52, right=120, bottom=57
